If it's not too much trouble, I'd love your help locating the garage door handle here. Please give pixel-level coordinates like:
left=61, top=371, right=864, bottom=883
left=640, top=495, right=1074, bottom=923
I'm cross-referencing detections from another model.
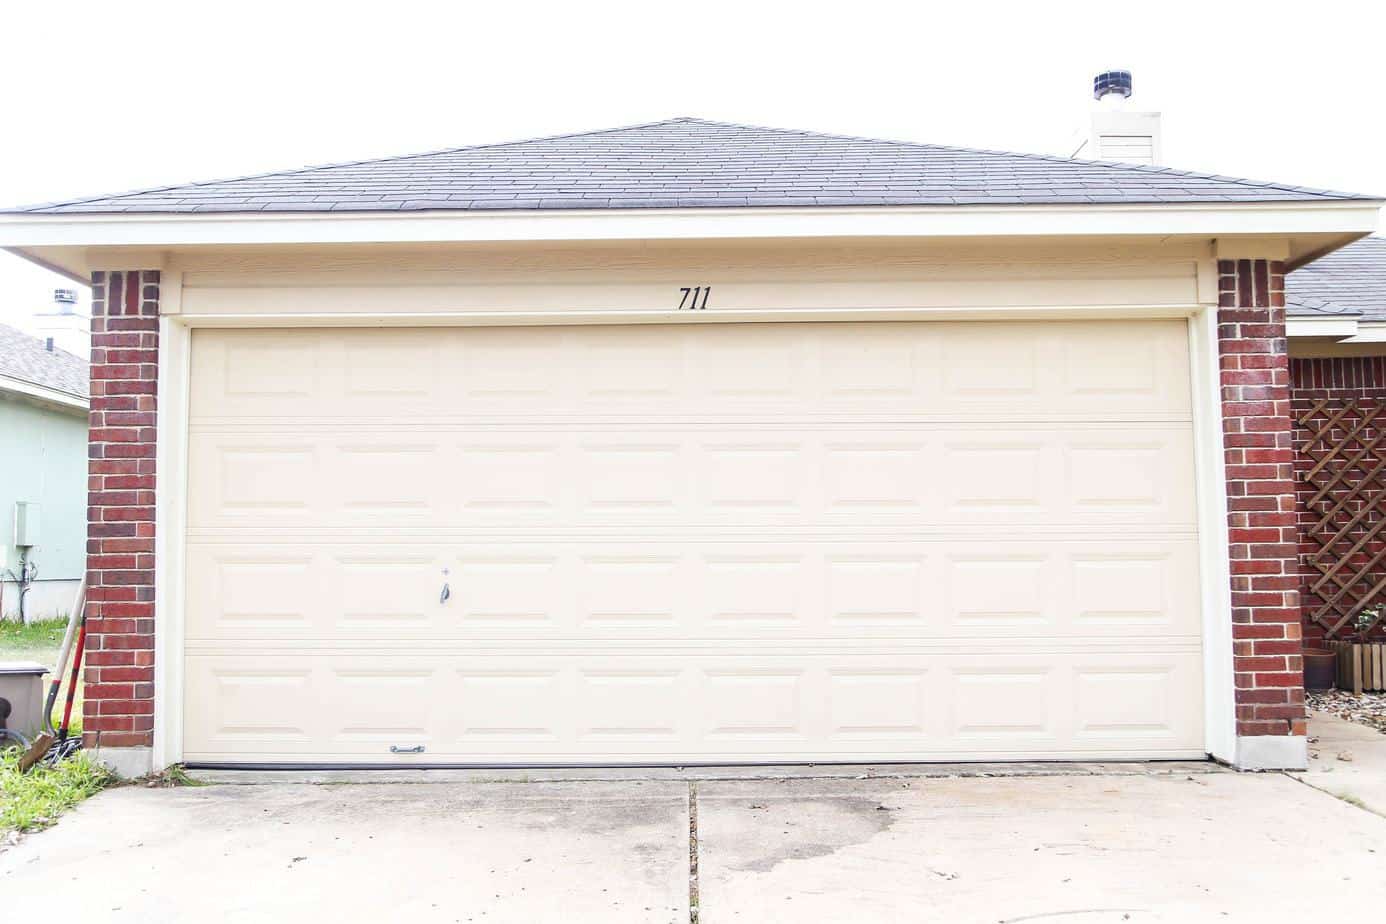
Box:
left=439, top=582, right=451, bottom=605
left=390, top=745, right=426, bottom=754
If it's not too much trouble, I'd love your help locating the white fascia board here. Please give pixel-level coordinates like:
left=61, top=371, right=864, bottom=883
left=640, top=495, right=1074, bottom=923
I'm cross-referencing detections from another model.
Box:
left=0, top=374, right=88, bottom=414
left=0, top=200, right=1379, bottom=249
left=1340, top=321, right=1386, bottom=344
left=1286, top=316, right=1361, bottom=339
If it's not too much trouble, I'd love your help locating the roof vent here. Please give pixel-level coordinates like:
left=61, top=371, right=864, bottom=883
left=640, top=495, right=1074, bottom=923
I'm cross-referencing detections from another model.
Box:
left=34, top=289, right=88, bottom=355
left=53, top=289, right=77, bottom=315
left=1093, top=70, right=1133, bottom=102
left=1071, top=70, right=1161, bottom=167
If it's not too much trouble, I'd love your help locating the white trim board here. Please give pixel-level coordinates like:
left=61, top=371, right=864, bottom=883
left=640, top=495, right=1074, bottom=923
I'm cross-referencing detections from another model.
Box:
left=152, top=315, right=190, bottom=769
left=1188, top=305, right=1236, bottom=763
left=0, top=200, right=1377, bottom=250
left=1287, top=316, right=1361, bottom=340
left=170, top=303, right=1203, bottom=330
left=1288, top=318, right=1386, bottom=345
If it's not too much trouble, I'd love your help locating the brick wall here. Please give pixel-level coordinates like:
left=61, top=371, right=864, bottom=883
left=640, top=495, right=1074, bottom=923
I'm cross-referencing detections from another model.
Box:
left=1218, top=259, right=1305, bottom=739
left=1290, top=356, right=1386, bottom=399
left=1289, top=355, right=1386, bottom=646
left=84, top=270, right=160, bottom=752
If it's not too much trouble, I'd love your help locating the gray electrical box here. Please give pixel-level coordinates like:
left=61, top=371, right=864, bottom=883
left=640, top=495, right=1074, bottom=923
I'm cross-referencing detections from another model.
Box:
left=14, top=501, right=39, bottom=548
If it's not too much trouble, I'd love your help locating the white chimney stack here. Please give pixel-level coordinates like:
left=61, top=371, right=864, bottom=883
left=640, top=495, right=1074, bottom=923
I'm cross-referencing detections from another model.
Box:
left=32, top=288, right=90, bottom=359
left=1071, top=70, right=1162, bottom=167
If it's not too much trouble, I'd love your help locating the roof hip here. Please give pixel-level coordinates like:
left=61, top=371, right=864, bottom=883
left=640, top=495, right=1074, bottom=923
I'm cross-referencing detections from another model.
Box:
left=6, top=117, right=1376, bottom=216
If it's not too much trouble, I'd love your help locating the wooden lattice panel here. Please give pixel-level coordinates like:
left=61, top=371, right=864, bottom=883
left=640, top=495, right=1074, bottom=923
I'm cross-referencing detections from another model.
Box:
left=1295, top=397, right=1386, bottom=638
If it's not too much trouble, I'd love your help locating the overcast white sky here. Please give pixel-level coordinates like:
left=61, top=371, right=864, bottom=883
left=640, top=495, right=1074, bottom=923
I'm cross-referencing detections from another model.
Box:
left=2, top=1, right=1382, bottom=335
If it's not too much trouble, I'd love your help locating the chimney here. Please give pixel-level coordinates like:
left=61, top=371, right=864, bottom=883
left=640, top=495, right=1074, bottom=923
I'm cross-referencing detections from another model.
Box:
left=32, top=287, right=90, bottom=358
left=1071, top=70, right=1162, bottom=167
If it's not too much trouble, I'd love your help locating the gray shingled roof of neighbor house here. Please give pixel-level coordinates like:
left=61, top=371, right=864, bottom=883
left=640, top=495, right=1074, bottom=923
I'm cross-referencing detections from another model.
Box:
left=0, top=323, right=88, bottom=399
left=4, top=118, right=1375, bottom=216
left=1287, top=236, right=1386, bottom=320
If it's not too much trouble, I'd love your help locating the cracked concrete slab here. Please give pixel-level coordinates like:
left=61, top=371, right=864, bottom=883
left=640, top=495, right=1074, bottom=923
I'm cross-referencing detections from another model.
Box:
left=695, top=773, right=1386, bottom=921
left=1296, top=710, right=1386, bottom=818
left=7, top=767, right=1386, bottom=922
left=0, top=781, right=688, bottom=923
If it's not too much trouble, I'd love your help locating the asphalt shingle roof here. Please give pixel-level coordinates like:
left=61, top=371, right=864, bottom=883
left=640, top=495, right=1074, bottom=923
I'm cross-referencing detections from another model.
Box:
left=5, top=118, right=1373, bottom=216
left=1287, top=236, right=1386, bottom=320
left=0, top=324, right=88, bottom=399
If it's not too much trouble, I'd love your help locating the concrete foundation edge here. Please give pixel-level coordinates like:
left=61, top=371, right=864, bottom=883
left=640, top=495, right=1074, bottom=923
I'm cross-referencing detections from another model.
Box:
left=1235, top=735, right=1308, bottom=771
left=91, top=746, right=154, bottom=779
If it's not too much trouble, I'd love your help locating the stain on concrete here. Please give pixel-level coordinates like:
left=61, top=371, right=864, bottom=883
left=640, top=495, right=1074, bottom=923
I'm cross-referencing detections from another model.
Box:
left=727, top=797, right=896, bottom=873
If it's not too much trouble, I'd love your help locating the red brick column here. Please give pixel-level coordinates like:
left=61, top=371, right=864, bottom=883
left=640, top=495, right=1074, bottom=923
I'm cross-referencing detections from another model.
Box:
left=84, top=269, right=159, bottom=761
left=1217, top=259, right=1306, bottom=765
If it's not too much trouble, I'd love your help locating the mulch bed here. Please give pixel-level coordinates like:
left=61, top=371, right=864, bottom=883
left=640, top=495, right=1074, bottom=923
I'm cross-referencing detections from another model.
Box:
left=1307, top=689, right=1386, bottom=734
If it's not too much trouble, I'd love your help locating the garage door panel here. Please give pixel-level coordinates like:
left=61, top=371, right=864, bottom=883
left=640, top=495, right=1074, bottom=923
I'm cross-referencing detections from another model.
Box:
left=186, top=426, right=1195, bottom=529
left=186, top=539, right=1201, bottom=643
left=185, top=537, right=1202, bottom=645
left=190, top=320, right=1191, bottom=421
left=184, top=320, right=1205, bottom=765
left=182, top=650, right=1203, bottom=762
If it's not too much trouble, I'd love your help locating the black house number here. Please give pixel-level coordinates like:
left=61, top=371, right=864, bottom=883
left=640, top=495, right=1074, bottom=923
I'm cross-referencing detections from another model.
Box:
left=678, top=286, right=711, bottom=310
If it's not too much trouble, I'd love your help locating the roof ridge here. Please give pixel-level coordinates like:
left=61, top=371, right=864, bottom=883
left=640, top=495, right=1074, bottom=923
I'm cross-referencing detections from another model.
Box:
left=11, top=117, right=703, bottom=213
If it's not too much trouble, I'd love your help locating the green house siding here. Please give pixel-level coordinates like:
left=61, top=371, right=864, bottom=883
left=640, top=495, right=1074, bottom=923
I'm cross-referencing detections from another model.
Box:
left=0, top=394, right=88, bottom=581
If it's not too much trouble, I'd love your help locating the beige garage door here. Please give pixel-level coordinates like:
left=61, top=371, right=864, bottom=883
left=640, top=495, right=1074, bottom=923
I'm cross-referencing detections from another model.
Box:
left=183, top=319, right=1205, bottom=765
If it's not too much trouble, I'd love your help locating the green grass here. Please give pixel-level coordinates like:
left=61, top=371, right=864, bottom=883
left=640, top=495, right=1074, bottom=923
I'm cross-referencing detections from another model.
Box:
left=0, top=616, right=69, bottom=653
left=0, top=749, right=113, bottom=834
left=0, top=618, right=110, bottom=837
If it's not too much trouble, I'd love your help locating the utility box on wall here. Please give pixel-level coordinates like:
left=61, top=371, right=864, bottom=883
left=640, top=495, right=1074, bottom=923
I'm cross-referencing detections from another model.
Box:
left=14, top=501, right=40, bottom=549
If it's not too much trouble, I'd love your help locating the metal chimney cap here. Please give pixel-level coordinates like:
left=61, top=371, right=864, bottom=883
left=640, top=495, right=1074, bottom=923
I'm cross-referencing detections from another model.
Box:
left=1093, top=70, right=1133, bottom=101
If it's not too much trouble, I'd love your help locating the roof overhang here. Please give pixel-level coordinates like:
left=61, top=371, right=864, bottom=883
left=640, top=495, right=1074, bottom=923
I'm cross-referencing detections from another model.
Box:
left=0, top=373, right=88, bottom=415
left=1, top=199, right=1380, bottom=283
left=1288, top=317, right=1386, bottom=344
left=1286, top=315, right=1362, bottom=339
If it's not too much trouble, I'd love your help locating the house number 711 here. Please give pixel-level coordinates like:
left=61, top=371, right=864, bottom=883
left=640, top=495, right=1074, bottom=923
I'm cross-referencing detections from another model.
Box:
left=678, top=286, right=711, bottom=310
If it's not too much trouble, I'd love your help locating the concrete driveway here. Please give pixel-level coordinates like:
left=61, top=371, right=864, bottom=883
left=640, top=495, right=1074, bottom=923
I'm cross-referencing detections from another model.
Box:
left=3, top=763, right=1386, bottom=922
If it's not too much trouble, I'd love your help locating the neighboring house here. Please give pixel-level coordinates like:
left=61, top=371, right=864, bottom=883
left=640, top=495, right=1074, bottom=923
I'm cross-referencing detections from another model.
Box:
left=0, top=323, right=88, bottom=622
left=1285, top=237, right=1386, bottom=648
left=0, top=114, right=1381, bottom=779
